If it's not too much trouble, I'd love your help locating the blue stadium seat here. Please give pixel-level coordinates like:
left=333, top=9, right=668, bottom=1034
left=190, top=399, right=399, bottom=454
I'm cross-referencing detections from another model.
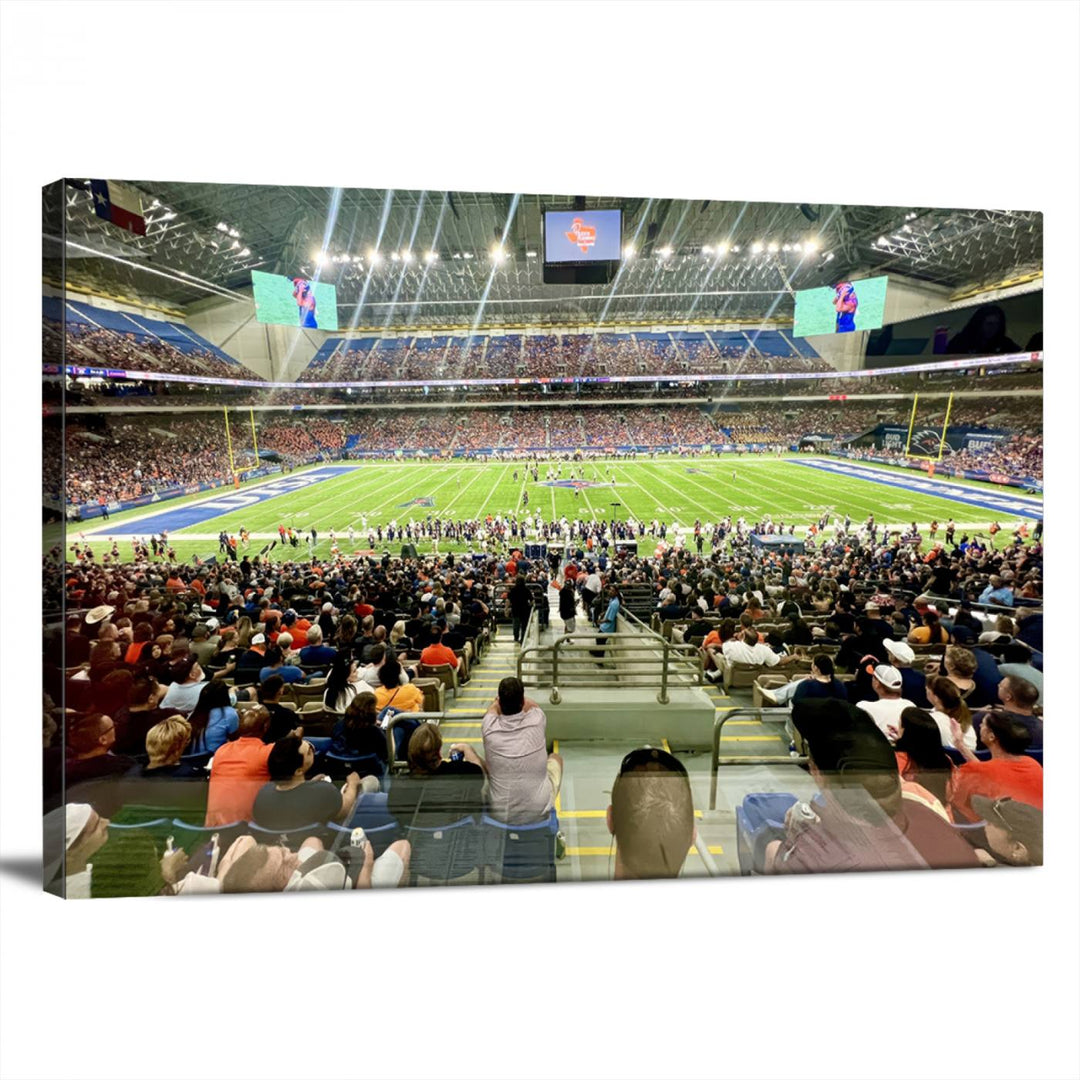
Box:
left=481, top=809, right=558, bottom=883
left=323, top=750, right=385, bottom=782
left=735, top=793, right=798, bottom=875
left=326, top=815, right=401, bottom=857
left=404, top=815, right=479, bottom=884
left=247, top=822, right=334, bottom=849
left=170, top=818, right=249, bottom=856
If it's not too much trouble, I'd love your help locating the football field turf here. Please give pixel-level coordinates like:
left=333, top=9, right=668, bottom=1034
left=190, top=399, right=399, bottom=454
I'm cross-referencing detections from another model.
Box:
left=73, top=456, right=1043, bottom=564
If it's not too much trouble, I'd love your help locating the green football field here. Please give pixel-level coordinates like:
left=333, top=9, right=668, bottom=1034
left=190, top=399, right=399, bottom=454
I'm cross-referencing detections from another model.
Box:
left=69, top=456, right=1042, bottom=564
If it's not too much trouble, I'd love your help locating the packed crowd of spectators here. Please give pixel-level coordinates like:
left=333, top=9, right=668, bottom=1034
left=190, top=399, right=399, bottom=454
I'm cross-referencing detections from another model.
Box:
left=58, top=321, right=262, bottom=381
left=295, top=332, right=840, bottom=384
left=64, top=416, right=256, bottom=507
left=44, top=491, right=1043, bottom=895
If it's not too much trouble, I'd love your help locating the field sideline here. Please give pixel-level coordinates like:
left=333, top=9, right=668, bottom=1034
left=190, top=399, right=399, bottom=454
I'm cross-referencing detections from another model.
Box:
left=68, top=457, right=1043, bottom=564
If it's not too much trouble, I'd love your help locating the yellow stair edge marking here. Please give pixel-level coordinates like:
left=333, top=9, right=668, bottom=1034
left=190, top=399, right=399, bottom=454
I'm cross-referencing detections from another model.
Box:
left=440, top=736, right=482, bottom=743
left=723, top=736, right=786, bottom=742
left=440, top=722, right=482, bottom=728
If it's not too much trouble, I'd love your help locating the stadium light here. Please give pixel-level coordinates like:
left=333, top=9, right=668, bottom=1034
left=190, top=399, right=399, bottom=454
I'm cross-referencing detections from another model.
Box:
left=657, top=245, right=673, bottom=259
left=401, top=250, right=414, bottom=263
left=390, top=252, right=400, bottom=261
left=702, top=245, right=714, bottom=255
left=731, top=244, right=740, bottom=253
left=452, top=252, right=462, bottom=259
left=463, top=252, right=474, bottom=259
left=216, top=222, right=229, bottom=232
left=751, top=241, right=764, bottom=254
left=313, top=251, right=326, bottom=265
left=368, top=249, right=382, bottom=265
left=804, top=239, right=817, bottom=253
left=792, top=242, right=802, bottom=252
left=491, top=244, right=506, bottom=263
left=623, top=244, right=636, bottom=259
left=767, top=241, right=779, bottom=253
left=824, top=252, right=835, bottom=262
left=425, top=250, right=439, bottom=263
left=716, top=242, right=729, bottom=255
left=239, top=247, right=251, bottom=257
left=228, top=227, right=239, bottom=237
left=526, top=250, right=537, bottom=258
left=877, top=236, right=888, bottom=246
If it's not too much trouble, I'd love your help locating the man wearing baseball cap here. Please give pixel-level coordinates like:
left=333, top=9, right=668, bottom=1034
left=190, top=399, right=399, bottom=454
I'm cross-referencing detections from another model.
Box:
left=856, top=664, right=918, bottom=742
left=884, top=638, right=930, bottom=707
left=764, top=700, right=980, bottom=874
left=970, top=796, right=1042, bottom=866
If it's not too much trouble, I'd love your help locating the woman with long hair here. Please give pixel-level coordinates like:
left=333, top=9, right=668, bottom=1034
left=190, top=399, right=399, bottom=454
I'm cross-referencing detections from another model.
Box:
left=329, top=691, right=387, bottom=779
left=336, top=614, right=359, bottom=656
left=893, top=707, right=956, bottom=821
left=323, top=654, right=363, bottom=714
left=187, top=679, right=238, bottom=755
left=235, top=616, right=254, bottom=650
left=926, top=675, right=976, bottom=750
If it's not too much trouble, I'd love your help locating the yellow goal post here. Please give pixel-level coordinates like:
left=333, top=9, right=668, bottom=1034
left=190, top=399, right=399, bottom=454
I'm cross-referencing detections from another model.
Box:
left=904, top=392, right=954, bottom=462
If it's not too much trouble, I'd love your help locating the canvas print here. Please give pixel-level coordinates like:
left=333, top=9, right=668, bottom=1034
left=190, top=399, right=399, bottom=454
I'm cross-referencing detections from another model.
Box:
left=42, top=183, right=1044, bottom=897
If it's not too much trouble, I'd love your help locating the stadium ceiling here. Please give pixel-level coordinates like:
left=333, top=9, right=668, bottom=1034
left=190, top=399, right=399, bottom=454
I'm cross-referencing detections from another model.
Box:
left=48, top=181, right=1043, bottom=327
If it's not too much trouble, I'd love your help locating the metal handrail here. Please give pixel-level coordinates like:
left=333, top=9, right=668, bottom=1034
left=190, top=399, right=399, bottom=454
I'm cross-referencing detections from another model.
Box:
left=708, top=707, right=808, bottom=811
left=922, top=593, right=1042, bottom=616
left=383, top=710, right=486, bottom=766
left=517, top=632, right=703, bottom=705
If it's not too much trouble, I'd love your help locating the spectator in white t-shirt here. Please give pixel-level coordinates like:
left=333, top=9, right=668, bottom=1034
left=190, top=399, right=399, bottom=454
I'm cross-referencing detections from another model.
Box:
left=856, top=664, right=917, bottom=743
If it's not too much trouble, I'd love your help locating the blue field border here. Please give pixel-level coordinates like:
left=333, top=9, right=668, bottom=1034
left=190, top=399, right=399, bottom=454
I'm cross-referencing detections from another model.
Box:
left=86, top=465, right=361, bottom=536
left=789, top=459, right=1043, bottom=518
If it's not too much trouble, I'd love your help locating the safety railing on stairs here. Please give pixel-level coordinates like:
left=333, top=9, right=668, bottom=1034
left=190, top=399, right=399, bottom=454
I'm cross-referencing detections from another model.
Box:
left=709, top=707, right=807, bottom=810
left=516, top=631, right=704, bottom=706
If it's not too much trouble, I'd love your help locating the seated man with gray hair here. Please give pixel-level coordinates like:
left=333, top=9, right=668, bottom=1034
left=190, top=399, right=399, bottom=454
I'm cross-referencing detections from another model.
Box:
left=299, top=624, right=337, bottom=666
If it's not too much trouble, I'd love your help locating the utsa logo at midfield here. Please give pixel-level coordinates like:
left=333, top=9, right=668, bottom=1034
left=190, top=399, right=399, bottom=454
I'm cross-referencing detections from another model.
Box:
left=397, top=496, right=436, bottom=508
left=540, top=479, right=613, bottom=490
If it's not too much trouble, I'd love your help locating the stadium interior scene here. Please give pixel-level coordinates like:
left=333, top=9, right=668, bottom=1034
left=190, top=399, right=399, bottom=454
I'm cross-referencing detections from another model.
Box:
left=42, top=182, right=1044, bottom=896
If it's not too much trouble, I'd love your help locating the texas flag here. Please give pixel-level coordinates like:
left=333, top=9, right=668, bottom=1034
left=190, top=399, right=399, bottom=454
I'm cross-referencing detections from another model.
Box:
left=89, top=180, right=146, bottom=236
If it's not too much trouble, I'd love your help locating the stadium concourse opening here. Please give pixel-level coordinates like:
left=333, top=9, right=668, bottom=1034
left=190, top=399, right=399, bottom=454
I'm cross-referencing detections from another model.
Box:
left=43, top=181, right=1044, bottom=897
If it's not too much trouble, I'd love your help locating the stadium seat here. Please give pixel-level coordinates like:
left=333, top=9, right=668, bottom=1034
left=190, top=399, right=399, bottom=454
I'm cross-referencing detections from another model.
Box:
left=721, top=659, right=774, bottom=691
left=734, top=793, right=798, bottom=875
left=404, top=815, right=480, bottom=885
left=417, top=662, right=458, bottom=700
left=323, top=750, right=385, bottom=782
left=170, top=818, right=249, bottom=858
left=289, top=679, right=328, bottom=707
left=753, top=674, right=791, bottom=708
left=325, top=819, right=401, bottom=858
left=411, top=678, right=445, bottom=714
left=480, top=810, right=559, bottom=884
left=247, top=822, right=334, bottom=849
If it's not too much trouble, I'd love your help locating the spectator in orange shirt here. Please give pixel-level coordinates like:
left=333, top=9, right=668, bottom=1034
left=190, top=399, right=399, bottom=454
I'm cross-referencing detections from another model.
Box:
left=166, top=573, right=186, bottom=594
left=420, top=624, right=459, bottom=670
left=700, top=618, right=736, bottom=673
left=948, top=710, right=1043, bottom=823
left=125, top=622, right=154, bottom=666
left=205, top=706, right=274, bottom=826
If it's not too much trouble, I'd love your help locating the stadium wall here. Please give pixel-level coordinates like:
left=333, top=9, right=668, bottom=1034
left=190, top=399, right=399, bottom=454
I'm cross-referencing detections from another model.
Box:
left=184, top=295, right=324, bottom=381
